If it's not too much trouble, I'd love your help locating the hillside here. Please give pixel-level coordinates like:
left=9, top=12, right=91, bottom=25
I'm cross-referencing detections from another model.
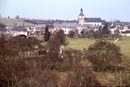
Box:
left=0, top=18, right=35, bottom=28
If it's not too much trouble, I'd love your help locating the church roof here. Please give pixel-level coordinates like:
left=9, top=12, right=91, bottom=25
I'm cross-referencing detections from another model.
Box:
left=79, top=13, right=84, bottom=16
left=54, top=22, right=78, bottom=28
left=47, top=24, right=54, bottom=28
left=85, top=18, right=102, bottom=22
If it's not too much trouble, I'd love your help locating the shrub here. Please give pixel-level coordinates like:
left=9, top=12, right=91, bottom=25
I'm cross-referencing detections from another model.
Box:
left=17, top=68, right=59, bottom=87
left=45, top=30, right=67, bottom=70
left=0, top=58, right=59, bottom=87
left=0, top=35, right=18, bottom=58
left=56, top=49, right=83, bottom=72
left=0, top=59, right=30, bottom=87
left=62, top=65, right=103, bottom=87
left=10, top=36, right=40, bottom=57
left=54, top=29, right=66, bottom=45
left=84, top=40, right=122, bottom=71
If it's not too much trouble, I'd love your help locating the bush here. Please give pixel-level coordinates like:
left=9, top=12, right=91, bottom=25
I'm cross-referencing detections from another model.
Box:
left=10, top=36, right=40, bottom=57
left=68, top=30, right=75, bottom=38
left=54, top=29, right=66, bottom=45
left=44, top=30, right=67, bottom=70
left=84, top=40, right=122, bottom=71
left=0, top=59, right=30, bottom=87
left=56, top=49, right=83, bottom=72
left=62, top=65, right=103, bottom=87
left=0, top=35, right=18, bottom=58
left=0, top=58, right=59, bottom=87
left=17, top=68, right=59, bottom=87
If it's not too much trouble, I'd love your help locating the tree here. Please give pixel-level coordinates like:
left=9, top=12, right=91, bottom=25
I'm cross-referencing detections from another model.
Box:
left=10, top=35, right=40, bottom=57
left=0, top=23, right=6, bottom=31
left=8, top=16, right=10, bottom=19
left=47, top=35, right=60, bottom=57
left=86, top=30, right=95, bottom=38
left=84, top=40, right=122, bottom=71
left=17, top=68, right=59, bottom=87
left=93, top=30, right=102, bottom=39
left=44, top=25, right=50, bottom=41
left=54, top=29, right=67, bottom=45
left=45, top=30, right=67, bottom=70
left=47, top=30, right=67, bottom=58
left=102, top=23, right=110, bottom=35
left=111, top=29, right=121, bottom=40
left=0, top=35, right=18, bottom=59
left=62, top=65, right=103, bottom=87
left=15, top=15, right=20, bottom=19
left=0, top=58, right=30, bottom=87
left=56, top=48, right=83, bottom=72
left=68, top=30, right=75, bottom=38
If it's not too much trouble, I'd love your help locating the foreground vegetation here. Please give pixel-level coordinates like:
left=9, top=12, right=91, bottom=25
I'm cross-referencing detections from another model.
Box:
left=0, top=23, right=130, bottom=87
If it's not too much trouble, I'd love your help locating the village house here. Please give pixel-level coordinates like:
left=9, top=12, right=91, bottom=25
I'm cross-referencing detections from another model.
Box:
left=120, top=26, right=130, bottom=36
left=53, top=22, right=78, bottom=35
left=109, top=25, right=120, bottom=35
left=109, top=24, right=130, bottom=36
left=10, top=26, right=29, bottom=37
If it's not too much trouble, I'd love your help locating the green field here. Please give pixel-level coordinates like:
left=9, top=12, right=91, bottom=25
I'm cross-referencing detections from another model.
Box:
left=67, top=37, right=130, bottom=58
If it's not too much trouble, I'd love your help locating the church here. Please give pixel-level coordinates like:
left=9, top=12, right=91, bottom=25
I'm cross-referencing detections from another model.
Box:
left=78, top=8, right=105, bottom=26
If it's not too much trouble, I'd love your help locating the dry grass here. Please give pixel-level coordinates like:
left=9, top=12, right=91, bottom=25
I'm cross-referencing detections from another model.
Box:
left=0, top=18, right=35, bottom=28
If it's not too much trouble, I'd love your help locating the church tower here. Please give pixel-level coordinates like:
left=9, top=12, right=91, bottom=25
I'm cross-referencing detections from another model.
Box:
left=78, top=8, right=85, bottom=25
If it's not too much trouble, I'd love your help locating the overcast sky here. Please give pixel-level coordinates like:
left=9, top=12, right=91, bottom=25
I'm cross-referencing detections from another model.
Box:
left=0, top=0, right=130, bottom=21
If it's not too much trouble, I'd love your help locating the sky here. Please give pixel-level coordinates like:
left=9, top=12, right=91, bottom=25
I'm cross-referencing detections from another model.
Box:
left=0, top=0, right=130, bottom=21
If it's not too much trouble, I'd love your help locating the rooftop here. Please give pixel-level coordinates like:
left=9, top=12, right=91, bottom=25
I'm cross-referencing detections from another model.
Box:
left=11, top=26, right=27, bottom=31
left=85, top=18, right=102, bottom=22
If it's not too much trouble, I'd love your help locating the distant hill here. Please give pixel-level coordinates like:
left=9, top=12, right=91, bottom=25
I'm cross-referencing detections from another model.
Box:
left=0, top=18, right=35, bottom=28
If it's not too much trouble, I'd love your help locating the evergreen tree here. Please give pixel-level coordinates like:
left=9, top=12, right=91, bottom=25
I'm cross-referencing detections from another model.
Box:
left=44, top=25, right=50, bottom=41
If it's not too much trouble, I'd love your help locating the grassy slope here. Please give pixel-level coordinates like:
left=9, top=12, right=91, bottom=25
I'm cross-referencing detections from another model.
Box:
left=67, top=38, right=95, bottom=50
left=0, top=18, right=35, bottom=27
left=115, top=37, right=130, bottom=58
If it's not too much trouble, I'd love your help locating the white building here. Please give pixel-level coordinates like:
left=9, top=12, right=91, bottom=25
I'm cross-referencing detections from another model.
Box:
left=120, top=26, right=130, bottom=36
left=10, top=26, right=28, bottom=36
left=53, top=22, right=78, bottom=35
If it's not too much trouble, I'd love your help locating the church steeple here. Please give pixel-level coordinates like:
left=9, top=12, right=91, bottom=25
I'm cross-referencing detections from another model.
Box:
left=79, top=8, right=84, bottom=16
left=78, top=8, right=85, bottom=25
